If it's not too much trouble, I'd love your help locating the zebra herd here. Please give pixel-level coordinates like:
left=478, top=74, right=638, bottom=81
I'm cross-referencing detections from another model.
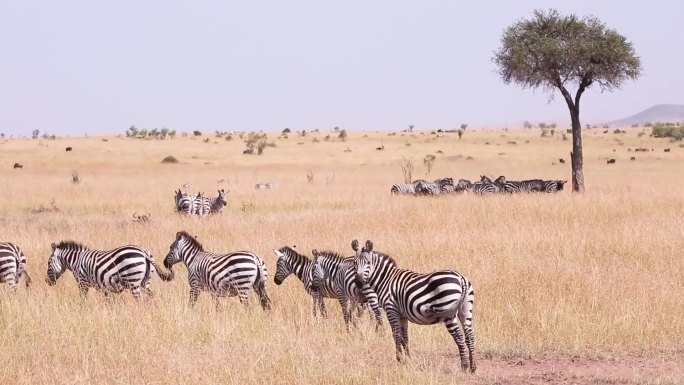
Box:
left=392, top=175, right=566, bottom=195
left=0, top=236, right=476, bottom=373
left=174, top=189, right=228, bottom=216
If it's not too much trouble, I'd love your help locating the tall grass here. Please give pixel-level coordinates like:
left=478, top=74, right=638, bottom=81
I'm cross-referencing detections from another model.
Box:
left=0, top=129, right=682, bottom=384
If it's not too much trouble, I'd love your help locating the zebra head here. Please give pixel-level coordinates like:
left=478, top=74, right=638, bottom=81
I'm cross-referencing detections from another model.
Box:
left=494, top=176, right=506, bottom=185
left=456, top=179, right=472, bottom=191
left=352, top=239, right=374, bottom=286
left=217, top=189, right=228, bottom=208
left=273, top=246, right=299, bottom=285
left=46, top=242, right=67, bottom=286
left=480, top=175, right=493, bottom=184
left=311, top=249, right=327, bottom=289
left=165, top=231, right=199, bottom=269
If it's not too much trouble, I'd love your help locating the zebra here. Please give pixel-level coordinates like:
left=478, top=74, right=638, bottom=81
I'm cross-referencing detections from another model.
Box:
left=0, top=242, right=32, bottom=292
left=390, top=183, right=416, bottom=195
left=498, top=179, right=545, bottom=193
left=164, top=231, right=271, bottom=310
left=311, top=249, right=383, bottom=331
left=352, top=239, right=476, bottom=373
left=175, top=189, right=193, bottom=214
left=414, top=180, right=441, bottom=196
left=45, top=241, right=173, bottom=298
left=273, top=246, right=334, bottom=318
left=255, top=183, right=275, bottom=190
left=455, top=179, right=498, bottom=195
left=542, top=180, right=566, bottom=192
left=195, top=189, right=228, bottom=216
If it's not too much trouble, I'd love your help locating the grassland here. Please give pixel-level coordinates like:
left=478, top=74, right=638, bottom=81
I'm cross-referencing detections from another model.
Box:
left=0, top=128, right=682, bottom=384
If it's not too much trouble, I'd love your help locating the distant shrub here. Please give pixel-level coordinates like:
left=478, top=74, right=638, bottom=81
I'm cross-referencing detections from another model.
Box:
left=652, top=124, right=684, bottom=140
left=338, top=129, right=348, bottom=141
left=193, top=130, right=202, bottom=136
left=282, top=128, right=291, bottom=134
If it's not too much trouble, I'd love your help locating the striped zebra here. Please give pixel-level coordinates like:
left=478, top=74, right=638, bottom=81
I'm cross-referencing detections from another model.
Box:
left=273, top=246, right=332, bottom=318
left=542, top=180, right=567, bottom=192
left=414, top=180, right=441, bottom=196
left=164, top=231, right=271, bottom=310
left=255, top=183, right=275, bottom=190
left=497, top=179, right=544, bottom=193
left=390, top=183, right=416, bottom=195
left=352, top=240, right=476, bottom=372
left=175, top=189, right=193, bottom=214
left=455, top=179, right=498, bottom=195
left=311, top=249, right=383, bottom=331
left=46, top=241, right=173, bottom=298
left=0, top=242, right=32, bottom=292
left=194, top=189, right=228, bottom=216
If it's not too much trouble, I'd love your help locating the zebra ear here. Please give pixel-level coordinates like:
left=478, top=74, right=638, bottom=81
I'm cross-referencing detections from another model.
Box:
left=312, top=249, right=318, bottom=256
left=50, top=242, right=56, bottom=250
left=176, top=232, right=183, bottom=240
left=351, top=240, right=359, bottom=252
left=364, top=240, right=373, bottom=252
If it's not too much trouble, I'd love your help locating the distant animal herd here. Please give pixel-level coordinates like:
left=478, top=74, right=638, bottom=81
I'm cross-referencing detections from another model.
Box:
left=0, top=234, right=476, bottom=373
left=392, top=175, right=566, bottom=196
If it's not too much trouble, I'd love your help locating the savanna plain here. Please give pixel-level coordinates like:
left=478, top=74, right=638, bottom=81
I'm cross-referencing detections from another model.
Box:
left=0, top=128, right=682, bottom=385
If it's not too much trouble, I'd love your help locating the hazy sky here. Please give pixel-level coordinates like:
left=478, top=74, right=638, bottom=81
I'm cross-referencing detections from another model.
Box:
left=1, top=1, right=682, bottom=136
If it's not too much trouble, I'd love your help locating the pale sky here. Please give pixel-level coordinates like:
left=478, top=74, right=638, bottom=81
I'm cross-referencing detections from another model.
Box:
left=1, top=1, right=682, bottom=136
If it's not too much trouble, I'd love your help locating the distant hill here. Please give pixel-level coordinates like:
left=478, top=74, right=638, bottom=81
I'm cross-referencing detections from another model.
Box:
left=609, top=104, right=684, bottom=127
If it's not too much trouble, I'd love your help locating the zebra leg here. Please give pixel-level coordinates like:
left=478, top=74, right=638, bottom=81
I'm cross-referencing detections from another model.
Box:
left=317, top=294, right=328, bottom=318
left=7, top=276, right=17, bottom=294
left=400, top=317, right=410, bottom=357
left=237, top=288, right=251, bottom=308
left=385, top=307, right=405, bottom=362
left=355, top=302, right=366, bottom=318
left=78, top=280, right=90, bottom=298
left=445, top=317, right=469, bottom=372
left=131, top=285, right=142, bottom=300
left=256, top=287, right=271, bottom=311
left=312, top=296, right=318, bottom=317
left=337, top=297, right=352, bottom=331
left=189, top=286, right=200, bottom=308
left=364, top=291, right=384, bottom=332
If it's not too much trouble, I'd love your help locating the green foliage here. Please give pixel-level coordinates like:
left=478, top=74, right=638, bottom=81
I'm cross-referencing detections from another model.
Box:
left=494, top=9, right=641, bottom=94
left=652, top=125, right=684, bottom=140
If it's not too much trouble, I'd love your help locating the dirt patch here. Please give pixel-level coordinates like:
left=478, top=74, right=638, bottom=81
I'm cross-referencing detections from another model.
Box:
left=461, top=352, right=684, bottom=385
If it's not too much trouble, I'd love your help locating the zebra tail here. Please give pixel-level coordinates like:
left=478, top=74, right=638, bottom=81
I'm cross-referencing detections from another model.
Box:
left=255, top=258, right=268, bottom=292
left=148, top=256, right=175, bottom=281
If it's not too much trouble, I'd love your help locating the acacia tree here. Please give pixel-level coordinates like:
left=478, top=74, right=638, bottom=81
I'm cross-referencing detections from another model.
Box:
left=493, top=9, right=641, bottom=192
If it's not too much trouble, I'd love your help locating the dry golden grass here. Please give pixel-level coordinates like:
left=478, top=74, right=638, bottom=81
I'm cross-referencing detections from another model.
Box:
left=0, top=128, right=682, bottom=384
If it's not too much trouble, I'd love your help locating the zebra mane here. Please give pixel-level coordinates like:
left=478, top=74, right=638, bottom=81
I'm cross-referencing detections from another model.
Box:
left=372, top=250, right=398, bottom=267
left=53, top=240, right=87, bottom=250
left=177, top=231, right=204, bottom=251
left=277, top=246, right=312, bottom=263
left=313, top=249, right=347, bottom=261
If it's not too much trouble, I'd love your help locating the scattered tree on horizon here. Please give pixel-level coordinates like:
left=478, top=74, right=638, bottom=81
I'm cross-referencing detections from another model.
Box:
left=494, top=9, right=641, bottom=192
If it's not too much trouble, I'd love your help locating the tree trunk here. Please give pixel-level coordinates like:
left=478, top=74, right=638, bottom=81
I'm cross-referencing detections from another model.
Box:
left=570, top=107, right=585, bottom=193
left=559, top=84, right=587, bottom=193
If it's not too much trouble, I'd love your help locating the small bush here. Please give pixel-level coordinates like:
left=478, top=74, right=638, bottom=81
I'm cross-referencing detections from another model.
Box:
left=71, top=171, right=81, bottom=184
left=161, top=155, right=179, bottom=164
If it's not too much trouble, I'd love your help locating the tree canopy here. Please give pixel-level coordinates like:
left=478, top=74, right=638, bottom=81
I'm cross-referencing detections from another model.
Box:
left=493, top=9, right=641, bottom=97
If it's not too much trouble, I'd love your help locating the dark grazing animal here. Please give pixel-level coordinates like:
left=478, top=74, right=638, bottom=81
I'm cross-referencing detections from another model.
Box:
left=13, top=163, right=23, bottom=169
left=607, top=159, right=616, bottom=164
left=65, top=147, right=72, bottom=152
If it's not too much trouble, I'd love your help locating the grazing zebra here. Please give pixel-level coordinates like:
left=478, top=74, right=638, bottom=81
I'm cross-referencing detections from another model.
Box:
left=175, top=189, right=193, bottom=214
left=390, top=183, right=416, bottom=195
left=46, top=241, right=173, bottom=298
left=498, top=179, right=545, bottom=193
left=164, top=231, right=271, bottom=310
left=352, top=239, right=476, bottom=373
left=414, top=180, right=441, bottom=196
left=311, top=249, right=383, bottom=331
left=273, top=246, right=333, bottom=318
left=455, top=179, right=498, bottom=195
left=255, top=183, right=275, bottom=190
left=0, top=242, right=32, bottom=292
left=195, top=189, right=228, bottom=216
left=542, top=180, right=566, bottom=192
